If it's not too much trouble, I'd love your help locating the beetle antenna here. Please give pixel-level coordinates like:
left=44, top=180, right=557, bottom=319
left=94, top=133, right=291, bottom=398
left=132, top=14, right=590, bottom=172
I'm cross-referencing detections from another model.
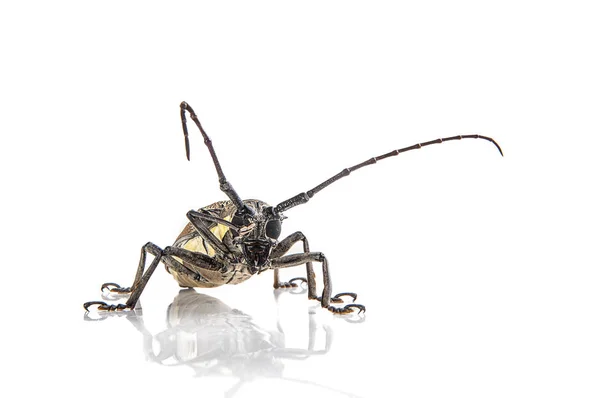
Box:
left=180, top=102, right=254, bottom=215
left=275, top=134, right=503, bottom=213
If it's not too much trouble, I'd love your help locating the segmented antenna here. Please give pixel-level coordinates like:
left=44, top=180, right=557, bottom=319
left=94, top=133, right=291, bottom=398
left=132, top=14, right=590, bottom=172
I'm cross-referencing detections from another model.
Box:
left=180, top=102, right=253, bottom=215
left=275, top=134, right=503, bottom=213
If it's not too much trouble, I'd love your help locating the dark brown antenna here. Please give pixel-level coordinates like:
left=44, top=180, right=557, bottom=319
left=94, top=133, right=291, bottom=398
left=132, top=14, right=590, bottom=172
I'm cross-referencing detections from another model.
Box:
left=180, top=101, right=253, bottom=215
left=275, top=134, right=503, bottom=213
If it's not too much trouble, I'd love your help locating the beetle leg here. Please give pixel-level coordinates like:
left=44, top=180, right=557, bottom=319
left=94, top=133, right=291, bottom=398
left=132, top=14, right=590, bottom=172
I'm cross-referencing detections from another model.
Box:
left=273, top=271, right=307, bottom=288
left=270, top=251, right=365, bottom=315
left=84, top=242, right=164, bottom=312
left=333, top=292, right=358, bottom=302
left=311, top=292, right=357, bottom=304
left=161, top=245, right=240, bottom=286
left=162, top=246, right=223, bottom=273
left=101, top=282, right=131, bottom=295
left=270, top=232, right=316, bottom=295
left=327, top=304, right=366, bottom=315
left=96, top=242, right=162, bottom=294
left=185, top=210, right=231, bottom=256
left=83, top=301, right=131, bottom=312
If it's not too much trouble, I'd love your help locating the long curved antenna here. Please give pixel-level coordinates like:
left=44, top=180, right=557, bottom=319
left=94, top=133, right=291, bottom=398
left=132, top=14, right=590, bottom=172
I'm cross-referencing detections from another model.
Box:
left=180, top=102, right=253, bottom=215
left=275, top=134, right=503, bottom=213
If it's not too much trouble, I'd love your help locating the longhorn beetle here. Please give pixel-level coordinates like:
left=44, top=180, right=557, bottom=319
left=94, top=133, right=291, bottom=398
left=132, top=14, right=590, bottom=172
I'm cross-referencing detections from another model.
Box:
left=84, top=101, right=503, bottom=315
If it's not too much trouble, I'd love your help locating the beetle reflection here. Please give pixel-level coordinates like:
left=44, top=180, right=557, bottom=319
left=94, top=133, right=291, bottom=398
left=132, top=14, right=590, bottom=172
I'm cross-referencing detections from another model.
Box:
left=139, top=290, right=330, bottom=374
left=86, top=289, right=362, bottom=397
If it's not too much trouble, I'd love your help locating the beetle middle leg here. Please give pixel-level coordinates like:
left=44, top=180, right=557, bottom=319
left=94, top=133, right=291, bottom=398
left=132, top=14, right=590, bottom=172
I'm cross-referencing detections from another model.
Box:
left=270, top=250, right=365, bottom=315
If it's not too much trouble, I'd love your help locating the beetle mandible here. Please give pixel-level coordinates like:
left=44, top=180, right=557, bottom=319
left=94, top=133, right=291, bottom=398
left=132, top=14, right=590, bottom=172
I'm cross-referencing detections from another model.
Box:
left=83, top=101, right=503, bottom=315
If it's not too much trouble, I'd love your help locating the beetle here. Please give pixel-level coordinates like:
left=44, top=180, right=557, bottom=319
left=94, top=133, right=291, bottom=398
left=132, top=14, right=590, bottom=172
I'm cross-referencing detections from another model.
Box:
left=83, top=101, right=503, bottom=315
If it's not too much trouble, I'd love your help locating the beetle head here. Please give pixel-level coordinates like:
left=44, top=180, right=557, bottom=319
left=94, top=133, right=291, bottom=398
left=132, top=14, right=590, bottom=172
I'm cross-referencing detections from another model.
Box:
left=232, top=204, right=284, bottom=274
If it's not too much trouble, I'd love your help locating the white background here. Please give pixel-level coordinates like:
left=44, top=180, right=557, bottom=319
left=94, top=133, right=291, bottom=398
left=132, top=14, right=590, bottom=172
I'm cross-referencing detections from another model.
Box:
left=1, top=1, right=599, bottom=397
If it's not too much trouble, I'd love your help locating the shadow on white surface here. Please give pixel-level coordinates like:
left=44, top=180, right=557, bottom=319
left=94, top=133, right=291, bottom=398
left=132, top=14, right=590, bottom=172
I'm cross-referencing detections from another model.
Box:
left=84, top=288, right=363, bottom=398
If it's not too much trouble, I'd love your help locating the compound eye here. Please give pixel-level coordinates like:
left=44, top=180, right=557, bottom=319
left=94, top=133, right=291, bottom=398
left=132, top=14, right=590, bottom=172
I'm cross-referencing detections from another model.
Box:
left=265, top=219, right=282, bottom=239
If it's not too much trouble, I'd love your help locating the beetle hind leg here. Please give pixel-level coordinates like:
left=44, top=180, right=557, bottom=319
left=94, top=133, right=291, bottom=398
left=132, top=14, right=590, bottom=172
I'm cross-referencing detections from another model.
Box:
left=327, top=303, right=366, bottom=315
left=313, top=292, right=358, bottom=304
left=101, top=282, right=131, bottom=295
left=273, top=270, right=307, bottom=289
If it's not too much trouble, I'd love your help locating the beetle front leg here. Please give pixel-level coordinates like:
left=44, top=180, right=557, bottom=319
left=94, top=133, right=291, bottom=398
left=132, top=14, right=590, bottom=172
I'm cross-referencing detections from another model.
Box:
left=270, top=252, right=365, bottom=315
left=270, top=231, right=316, bottom=294
left=84, top=242, right=164, bottom=312
left=271, top=232, right=353, bottom=304
left=186, top=210, right=230, bottom=256
left=101, top=242, right=163, bottom=294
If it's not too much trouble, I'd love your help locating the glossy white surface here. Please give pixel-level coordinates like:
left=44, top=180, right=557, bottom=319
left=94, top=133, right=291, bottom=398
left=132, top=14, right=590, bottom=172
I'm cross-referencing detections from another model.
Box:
left=2, top=1, right=600, bottom=397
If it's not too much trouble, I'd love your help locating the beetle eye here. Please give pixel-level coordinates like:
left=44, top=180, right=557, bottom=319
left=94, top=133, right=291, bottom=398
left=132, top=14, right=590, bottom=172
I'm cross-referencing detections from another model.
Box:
left=265, top=219, right=281, bottom=239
